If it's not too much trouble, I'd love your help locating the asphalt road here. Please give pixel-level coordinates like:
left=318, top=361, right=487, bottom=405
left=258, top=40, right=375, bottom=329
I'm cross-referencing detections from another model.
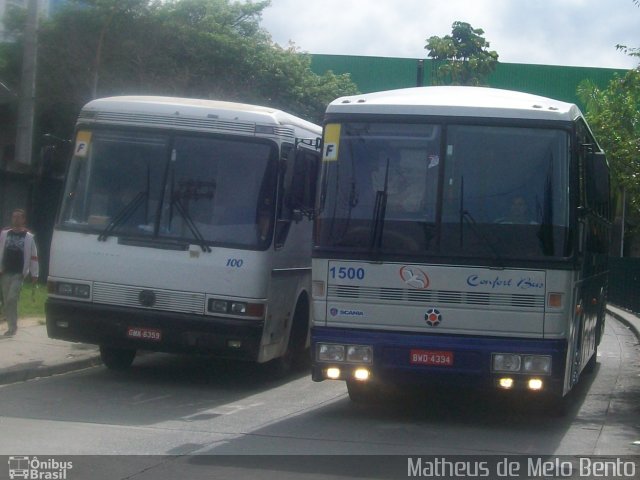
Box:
left=0, top=315, right=638, bottom=479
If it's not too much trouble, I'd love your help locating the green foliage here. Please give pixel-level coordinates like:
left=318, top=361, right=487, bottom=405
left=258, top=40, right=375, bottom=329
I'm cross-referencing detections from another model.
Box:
left=5, top=0, right=357, bottom=139
left=425, top=21, right=499, bottom=86
left=17, top=283, right=47, bottom=318
left=578, top=68, right=640, bottom=214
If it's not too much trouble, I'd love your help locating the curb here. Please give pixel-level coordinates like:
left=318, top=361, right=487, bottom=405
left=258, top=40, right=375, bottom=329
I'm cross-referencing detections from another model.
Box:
left=606, top=307, right=640, bottom=342
left=0, top=355, right=103, bottom=386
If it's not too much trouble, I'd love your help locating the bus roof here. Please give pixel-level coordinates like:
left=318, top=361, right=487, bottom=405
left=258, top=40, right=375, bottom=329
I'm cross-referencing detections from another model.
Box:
left=80, top=96, right=321, bottom=139
left=327, top=86, right=584, bottom=122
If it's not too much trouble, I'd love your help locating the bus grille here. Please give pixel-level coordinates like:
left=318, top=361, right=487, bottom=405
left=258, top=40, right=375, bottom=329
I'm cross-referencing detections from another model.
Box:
left=93, top=282, right=205, bottom=315
left=327, top=285, right=544, bottom=309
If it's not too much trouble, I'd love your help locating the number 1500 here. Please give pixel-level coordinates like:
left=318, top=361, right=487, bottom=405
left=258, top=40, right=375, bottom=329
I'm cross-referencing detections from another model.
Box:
left=330, top=267, right=365, bottom=280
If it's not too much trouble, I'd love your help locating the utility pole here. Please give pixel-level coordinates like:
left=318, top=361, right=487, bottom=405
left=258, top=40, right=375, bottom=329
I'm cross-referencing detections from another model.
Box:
left=15, top=0, right=39, bottom=166
left=620, top=188, right=626, bottom=257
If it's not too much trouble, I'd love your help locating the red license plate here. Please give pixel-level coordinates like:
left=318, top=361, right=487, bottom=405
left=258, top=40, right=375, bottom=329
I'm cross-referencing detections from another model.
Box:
left=410, top=349, right=454, bottom=366
left=127, top=327, right=162, bottom=342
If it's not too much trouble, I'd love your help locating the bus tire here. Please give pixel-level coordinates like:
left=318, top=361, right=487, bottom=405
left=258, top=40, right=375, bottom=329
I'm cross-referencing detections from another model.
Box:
left=100, top=345, right=136, bottom=371
left=289, top=295, right=311, bottom=370
left=346, top=379, right=380, bottom=404
left=584, top=346, right=598, bottom=374
left=595, top=315, right=605, bottom=346
left=268, top=295, right=310, bottom=377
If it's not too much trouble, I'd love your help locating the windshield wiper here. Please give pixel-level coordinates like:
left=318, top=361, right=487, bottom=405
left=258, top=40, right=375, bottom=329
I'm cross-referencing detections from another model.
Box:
left=458, top=176, right=503, bottom=268
left=98, top=191, right=147, bottom=242
left=170, top=196, right=211, bottom=253
left=369, top=159, right=390, bottom=251
left=461, top=210, right=504, bottom=269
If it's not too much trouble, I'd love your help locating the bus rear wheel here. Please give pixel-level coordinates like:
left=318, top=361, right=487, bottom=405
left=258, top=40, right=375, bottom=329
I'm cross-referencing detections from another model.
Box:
left=100, top=345, right=136, bottom=371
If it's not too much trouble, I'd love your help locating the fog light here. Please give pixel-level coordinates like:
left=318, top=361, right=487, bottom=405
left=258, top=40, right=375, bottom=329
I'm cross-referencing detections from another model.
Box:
left=354, top=368, right=370, bottom=381
left=498, top=377, right=514, bottom=389
left=227, top=340, right=242, bottom=349
left=528, top=378, right=544, bottom=391
left=56, top=321, right=69, bottom=328
left=326, top=367, right=341, bottom=379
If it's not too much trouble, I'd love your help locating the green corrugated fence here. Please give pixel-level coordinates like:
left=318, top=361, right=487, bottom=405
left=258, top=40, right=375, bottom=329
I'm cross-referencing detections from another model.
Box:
left=310, top=54, right=629, bottom=112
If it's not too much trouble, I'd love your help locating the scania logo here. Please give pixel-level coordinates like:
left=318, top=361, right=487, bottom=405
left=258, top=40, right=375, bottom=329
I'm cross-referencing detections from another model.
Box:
left=399, top=266, right=430, bottom=289
left=139, top=290, right=156, bottom=307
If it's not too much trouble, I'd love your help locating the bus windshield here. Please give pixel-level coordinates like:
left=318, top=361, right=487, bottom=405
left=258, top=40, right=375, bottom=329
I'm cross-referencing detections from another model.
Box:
left=59, top=129, right=278, bottom=250
left=315, top=122, right=570, bottom=260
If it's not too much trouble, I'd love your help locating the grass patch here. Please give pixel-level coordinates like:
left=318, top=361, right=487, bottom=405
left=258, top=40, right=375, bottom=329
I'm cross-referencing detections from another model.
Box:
left=17, top=282, right=47, bottom=318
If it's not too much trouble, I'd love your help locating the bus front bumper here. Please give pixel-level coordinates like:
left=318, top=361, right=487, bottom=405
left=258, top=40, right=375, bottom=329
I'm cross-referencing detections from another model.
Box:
left=46, top=298, right=264, bottom=361
left=311, top=327, right=568, bottom=395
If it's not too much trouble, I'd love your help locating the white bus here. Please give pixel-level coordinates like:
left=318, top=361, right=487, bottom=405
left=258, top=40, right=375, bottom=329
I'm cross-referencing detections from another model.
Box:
left=311, top=87, right=611, bottom=407
left=46, top=96, right=321, bottom=371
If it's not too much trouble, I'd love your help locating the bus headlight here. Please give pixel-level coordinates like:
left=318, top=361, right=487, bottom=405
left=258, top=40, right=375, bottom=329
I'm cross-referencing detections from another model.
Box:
left=492, top=354, right=522, bottom=372
left=318, top=344, right=345, bottom=362
left=230, top=302, right=247, bottom=314
left=347, top=345, right=372, bottom=363
left=48, top=281, right=91, bottom=299
left=523, top=355, right=551, bottom=375
left=207, top=298, right=265, bottom=318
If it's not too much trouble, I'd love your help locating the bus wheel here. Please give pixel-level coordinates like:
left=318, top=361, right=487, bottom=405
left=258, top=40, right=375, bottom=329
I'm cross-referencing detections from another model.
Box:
left=584, top=346, right=598, bottom=374
left=269, top=296, right=310, bottom=377
left=346, top=379, right=380, bottom=404
left=595, top=315, right=606, bottom=346
left=100, top=345, right=136, bottom=371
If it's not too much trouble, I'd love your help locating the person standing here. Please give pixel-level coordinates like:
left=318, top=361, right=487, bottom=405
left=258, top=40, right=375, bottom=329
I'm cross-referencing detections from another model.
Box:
left=0, top=209, right=39, bottom=336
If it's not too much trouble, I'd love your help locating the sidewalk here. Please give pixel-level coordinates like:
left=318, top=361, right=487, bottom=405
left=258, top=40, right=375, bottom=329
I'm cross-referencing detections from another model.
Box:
left=0, top=317, right=101, bottom=385
left=606, top=304, right=640, bottom=342
left=0, top=306, right=638, bottom=386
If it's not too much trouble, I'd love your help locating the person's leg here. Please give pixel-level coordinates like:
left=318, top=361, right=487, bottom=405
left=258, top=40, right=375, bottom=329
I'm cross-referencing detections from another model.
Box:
left=3, top=274, right=22, bottom=335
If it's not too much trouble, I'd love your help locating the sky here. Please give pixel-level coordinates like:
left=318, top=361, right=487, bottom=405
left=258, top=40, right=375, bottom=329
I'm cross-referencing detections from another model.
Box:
left=261, top=0, right=640, bottom=70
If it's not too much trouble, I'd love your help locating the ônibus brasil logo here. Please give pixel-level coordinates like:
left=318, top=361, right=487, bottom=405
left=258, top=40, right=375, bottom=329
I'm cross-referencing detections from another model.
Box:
left=8, top=456, right=73, bottom=479
left=399, top=266, right=430, bottom=290
left=425, top=308, right=442, bottom=327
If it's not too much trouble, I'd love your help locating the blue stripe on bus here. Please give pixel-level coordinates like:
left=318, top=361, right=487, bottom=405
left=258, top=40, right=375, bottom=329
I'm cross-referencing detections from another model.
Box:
left=312, top=327, right=567, bottom=387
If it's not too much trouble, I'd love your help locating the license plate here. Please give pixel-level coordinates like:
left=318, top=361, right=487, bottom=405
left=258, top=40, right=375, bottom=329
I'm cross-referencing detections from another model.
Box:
left=127, top=327, right=162, bottom=342
left=410, top=349, right=454, bottom=366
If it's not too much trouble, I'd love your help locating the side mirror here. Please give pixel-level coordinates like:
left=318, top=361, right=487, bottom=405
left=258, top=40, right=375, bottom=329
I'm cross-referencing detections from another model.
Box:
left=40, top=134, right=71, bottom=179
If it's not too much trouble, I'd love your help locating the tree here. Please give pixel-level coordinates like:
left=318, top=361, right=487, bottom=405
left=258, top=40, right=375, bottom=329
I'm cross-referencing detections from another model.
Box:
left=425, top=21, right=499, bottom=86
left=25, top=0, right=357, bottom=140
left=577, top=6, right=640, bottom=218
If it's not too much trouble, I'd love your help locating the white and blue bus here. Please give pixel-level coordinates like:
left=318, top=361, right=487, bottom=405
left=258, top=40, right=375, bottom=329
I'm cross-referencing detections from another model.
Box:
left=311, top=87, right=611, bottom=405
left=46, top=96, right=321, bottom=371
